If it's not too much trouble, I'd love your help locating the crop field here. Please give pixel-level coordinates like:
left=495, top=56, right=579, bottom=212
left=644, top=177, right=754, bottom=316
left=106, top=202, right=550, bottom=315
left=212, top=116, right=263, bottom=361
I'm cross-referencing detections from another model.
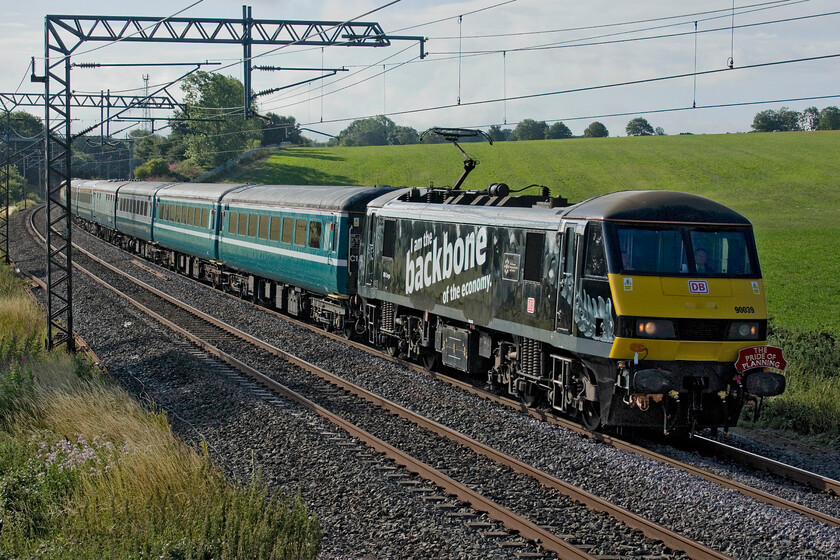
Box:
left=223, top=131, right=840, bottom=336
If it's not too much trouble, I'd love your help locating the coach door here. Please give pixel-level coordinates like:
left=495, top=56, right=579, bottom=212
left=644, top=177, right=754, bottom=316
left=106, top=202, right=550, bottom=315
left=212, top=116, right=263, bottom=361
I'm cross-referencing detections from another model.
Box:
left=556, top=224, right=578, bottom=333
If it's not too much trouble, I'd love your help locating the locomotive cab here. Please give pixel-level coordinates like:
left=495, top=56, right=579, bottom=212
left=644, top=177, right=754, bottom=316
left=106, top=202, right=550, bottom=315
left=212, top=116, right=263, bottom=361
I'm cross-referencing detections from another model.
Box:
left=561, top=191, right=785, bottom=433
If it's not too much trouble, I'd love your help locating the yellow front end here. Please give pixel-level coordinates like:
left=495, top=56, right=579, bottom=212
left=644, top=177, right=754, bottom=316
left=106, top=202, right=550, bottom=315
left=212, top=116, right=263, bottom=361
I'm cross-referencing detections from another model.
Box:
left=607, top=274, right=768, bottom=362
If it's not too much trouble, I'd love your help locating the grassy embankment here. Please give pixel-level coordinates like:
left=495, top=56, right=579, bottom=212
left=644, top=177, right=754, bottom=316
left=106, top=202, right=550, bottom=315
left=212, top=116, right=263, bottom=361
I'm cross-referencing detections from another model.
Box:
left=0, top=264, right=321, bottom=558
left=223, top=131, right=840, bottom=444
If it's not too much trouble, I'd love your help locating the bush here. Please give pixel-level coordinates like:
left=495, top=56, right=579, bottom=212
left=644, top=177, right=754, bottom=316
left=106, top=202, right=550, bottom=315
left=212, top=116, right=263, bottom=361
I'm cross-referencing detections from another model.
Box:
left=743, top=324, right=840, bottom=445
left=134, top=158, right=171, bottom=180
left=169, top=160, right=202, bottom=181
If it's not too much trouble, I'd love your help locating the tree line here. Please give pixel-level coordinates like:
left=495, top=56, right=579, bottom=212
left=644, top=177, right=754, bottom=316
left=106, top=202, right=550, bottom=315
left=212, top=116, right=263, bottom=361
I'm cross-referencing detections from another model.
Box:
left=2, top=68, right=839, bottom=192
left=751, top=106, right=840, bottom=132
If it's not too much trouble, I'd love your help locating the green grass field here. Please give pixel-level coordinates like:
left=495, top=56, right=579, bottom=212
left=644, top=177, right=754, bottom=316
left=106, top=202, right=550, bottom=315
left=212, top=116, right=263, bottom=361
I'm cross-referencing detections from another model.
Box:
left=222, top=131, right=840, bottom=335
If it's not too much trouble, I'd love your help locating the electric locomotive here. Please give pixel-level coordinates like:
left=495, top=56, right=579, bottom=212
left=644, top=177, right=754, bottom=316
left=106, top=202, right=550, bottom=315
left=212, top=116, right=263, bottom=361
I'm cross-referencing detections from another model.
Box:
left=359, top=185, right=785, bottom=433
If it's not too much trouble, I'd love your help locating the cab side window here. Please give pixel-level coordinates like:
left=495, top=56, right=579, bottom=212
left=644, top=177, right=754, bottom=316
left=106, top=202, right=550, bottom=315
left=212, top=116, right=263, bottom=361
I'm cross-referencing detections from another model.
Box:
left=523, top=232, right=545, bottom=282
left=382, top=219, right=396, bottom=259
left=583, top=222, right=607, bottom=278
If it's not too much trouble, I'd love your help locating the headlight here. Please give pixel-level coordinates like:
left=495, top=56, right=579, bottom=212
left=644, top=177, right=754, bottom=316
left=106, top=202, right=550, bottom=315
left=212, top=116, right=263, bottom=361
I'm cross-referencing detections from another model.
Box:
left=728, top=321, right=759, bottom=340
left=635, top=319, right=675, bottom=339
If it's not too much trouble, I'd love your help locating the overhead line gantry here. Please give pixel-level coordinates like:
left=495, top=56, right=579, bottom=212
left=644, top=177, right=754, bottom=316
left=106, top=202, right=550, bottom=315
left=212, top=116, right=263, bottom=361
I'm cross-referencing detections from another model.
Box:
left=31, top=5, right=422, bottom=352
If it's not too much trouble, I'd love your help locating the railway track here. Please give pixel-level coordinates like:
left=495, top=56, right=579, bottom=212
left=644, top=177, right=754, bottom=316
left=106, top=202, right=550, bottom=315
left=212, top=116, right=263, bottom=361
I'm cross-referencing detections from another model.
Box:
left=25, top=207, right=739, bottom=559
left=20, top=204, right=840, bottom=558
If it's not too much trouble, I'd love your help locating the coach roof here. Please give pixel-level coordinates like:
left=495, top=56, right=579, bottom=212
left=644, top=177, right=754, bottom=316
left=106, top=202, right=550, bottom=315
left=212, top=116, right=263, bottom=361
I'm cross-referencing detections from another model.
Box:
left=156, top=182, right=250, bottom=202
left=561, top=190, right=752, bottom=225
left=222, top=184, right=399, bottom=212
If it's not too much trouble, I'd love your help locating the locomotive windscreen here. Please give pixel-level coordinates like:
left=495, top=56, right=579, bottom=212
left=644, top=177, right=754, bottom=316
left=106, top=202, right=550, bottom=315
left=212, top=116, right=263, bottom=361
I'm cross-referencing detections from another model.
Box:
left=607, top=223, right=759, bottom=278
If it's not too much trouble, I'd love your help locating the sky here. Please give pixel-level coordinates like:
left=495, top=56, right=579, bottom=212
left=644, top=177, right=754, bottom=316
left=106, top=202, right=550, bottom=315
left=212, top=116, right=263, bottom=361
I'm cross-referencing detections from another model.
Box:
left=1, top=0, right=839, bottom=142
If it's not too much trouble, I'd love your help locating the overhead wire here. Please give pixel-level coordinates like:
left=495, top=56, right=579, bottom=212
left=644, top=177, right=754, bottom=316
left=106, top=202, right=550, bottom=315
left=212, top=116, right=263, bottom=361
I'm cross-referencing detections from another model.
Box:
left=430, top=10, right=840, bottom=57
left=427, top=0, right=805, bottom=40
left=292, top=52, right=840, bottom=127
left=388, top=0, right=519, bottom=34
left=261, top=5, right=835, bottom=113
left=259, top=43, right=419, bottom=112
left=71, top=0, right=403, bottom=99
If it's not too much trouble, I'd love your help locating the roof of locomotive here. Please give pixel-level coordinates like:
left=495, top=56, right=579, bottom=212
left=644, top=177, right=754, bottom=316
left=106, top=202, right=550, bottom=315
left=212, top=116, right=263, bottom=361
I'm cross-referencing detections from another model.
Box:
left=222, top=184, right=399, bottom=212
left=561, top=190, right=752, bottom=225
left=373, top=188, right=751, bottom=229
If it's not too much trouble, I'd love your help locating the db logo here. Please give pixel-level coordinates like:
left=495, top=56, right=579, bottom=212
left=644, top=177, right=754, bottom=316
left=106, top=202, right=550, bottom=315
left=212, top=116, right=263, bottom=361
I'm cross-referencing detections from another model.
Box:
left=527, top=297, right=535, bottom=313
left=688, top=280, right=709, bottom=294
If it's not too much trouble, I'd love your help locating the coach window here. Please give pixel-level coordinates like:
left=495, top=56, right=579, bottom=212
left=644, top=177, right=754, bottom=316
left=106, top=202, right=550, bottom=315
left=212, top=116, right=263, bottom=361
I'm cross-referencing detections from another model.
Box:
left=175, top=205, right=182, bottom=223
left=201, top=208, right=209, bottom=228
left=258, top=215, right=269, bottom=240
left=237, top=212, right=247, bottom=236
left=523, top=232, right=545, bottom=282
left=382, top=219, right=396, bottom=259
left=186, top=207, right=193, bottom=226
left=269, top=217, right=281, bottom=241
left=228, top=212, right=237, bottom=234
left=247, top=214, right=258, bottom=237
left=583, top=222, right=607, bottom=278
left=309, top=222, right=322, bottom=249
left=294, top=219, right=307, bottom=246
left=282, top=218, right=293, bottom=243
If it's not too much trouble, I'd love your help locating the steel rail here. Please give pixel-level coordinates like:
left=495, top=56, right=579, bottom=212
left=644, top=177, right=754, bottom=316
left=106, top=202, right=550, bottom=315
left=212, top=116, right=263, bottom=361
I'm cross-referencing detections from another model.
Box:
left=26, top=207, right=596, bottom=560
left=691, top=435, right=840, bottom=497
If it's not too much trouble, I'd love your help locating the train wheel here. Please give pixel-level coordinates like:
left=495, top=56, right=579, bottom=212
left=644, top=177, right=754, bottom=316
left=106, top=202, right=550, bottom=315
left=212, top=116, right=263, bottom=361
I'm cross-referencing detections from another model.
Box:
left=520, top=393, right=539, bottom=408
left=580, top=400, right=602, bottom=431
left=386, top=345, right=399, bottom=357
left=422, top=350, right=438, bottom=372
